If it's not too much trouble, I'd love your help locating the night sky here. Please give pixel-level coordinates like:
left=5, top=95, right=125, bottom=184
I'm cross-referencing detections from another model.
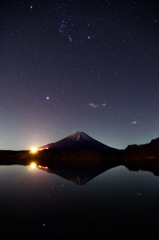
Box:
left=0, top=0, right=159, bottom=150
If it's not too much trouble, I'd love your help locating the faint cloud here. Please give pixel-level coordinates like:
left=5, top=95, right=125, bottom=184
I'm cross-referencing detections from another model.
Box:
left=89, top=103, right=98, bottom=108
left=101, top=103, right=107, bottom=107
left=130, top=121, right=138, bottom=125
left=88, top=102, right=107, bottom=108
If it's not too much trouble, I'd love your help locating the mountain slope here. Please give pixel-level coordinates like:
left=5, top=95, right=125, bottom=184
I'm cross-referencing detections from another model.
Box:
left=39, top=131, right=118, bottom=152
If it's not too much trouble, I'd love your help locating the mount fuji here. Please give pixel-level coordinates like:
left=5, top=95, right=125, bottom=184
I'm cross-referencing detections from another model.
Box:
left=39, top=131, right=118, bottom=153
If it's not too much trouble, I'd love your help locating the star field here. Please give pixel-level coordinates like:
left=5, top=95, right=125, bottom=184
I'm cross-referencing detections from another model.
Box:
left=0, top=0, right=159, bottom=150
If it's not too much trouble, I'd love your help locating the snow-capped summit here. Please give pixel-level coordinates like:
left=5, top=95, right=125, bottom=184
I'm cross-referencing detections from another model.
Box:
left=69, top=131, right=93, bottom=141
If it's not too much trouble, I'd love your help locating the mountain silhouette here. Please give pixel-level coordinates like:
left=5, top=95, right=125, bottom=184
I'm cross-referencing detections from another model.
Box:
left=1, top=133, right=159, bottom=176
left=39, top=131, right=118, bottom=153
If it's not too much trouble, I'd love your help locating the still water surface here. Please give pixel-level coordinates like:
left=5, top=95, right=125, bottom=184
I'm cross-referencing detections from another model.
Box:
left=0, top=164, right=159, bottom=239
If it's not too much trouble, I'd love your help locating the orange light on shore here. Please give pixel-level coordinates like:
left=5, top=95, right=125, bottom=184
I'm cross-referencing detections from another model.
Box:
left=30, top=147, right=38, bottom=154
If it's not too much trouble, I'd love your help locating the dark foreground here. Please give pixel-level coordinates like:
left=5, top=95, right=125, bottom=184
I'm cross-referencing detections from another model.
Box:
left=0, top=147, right=159, bottom=240
left=0, top=162, right=159, bottom=240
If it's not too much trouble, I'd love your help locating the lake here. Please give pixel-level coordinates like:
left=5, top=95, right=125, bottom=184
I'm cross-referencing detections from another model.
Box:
left=0, top=162, right=159, bottom=239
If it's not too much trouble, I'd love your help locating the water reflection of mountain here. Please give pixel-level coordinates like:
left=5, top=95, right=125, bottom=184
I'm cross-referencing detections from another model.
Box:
left=38, top=162, right=120, bottom=185
left=38, top=158, right=159, bottom=185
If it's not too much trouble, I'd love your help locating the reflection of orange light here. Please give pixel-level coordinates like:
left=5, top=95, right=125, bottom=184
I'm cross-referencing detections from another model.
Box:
left=38, top=165, right=48, bottom=170
left=30, top=162, right=37, bottom=169
left=30, top=147, right=38, bottom=154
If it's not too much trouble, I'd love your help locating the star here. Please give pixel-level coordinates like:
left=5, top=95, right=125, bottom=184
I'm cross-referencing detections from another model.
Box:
left=46, top=96, right=50, bottom=100
left=68, top=35, right=73, bottom=42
